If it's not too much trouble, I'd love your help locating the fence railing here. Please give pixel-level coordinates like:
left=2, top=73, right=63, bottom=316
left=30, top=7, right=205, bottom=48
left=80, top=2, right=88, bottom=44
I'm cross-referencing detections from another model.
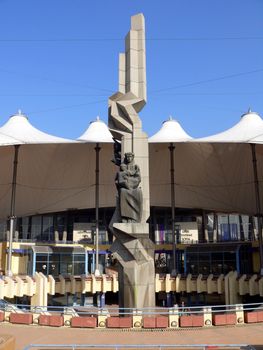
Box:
left=1, top=301, right=263, bottom=316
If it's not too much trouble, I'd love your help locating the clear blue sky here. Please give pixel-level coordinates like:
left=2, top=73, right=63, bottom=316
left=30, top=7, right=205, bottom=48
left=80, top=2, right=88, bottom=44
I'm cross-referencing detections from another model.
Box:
left=0, top=0, right=262, bottom=139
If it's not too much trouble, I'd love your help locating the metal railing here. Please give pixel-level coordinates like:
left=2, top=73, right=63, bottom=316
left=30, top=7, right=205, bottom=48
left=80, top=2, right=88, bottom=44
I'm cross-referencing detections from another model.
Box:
left=1, top=301, right=263, bottom=316
left=23, top=344, right=256, bottom=350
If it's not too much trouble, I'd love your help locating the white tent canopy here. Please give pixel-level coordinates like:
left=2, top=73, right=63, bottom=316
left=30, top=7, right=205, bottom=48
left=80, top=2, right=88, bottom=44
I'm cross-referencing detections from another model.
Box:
left=149, top=117, right=192, bottom=143
left=149, top=111, right=263, bottom=215
left=78, top=116, right=113, bottom=143
left=0, top=109, right=263, bottom=221
left=195, top=110, right=263, bottom=143
left=0, top=112, right=116, bottom=221
left=0, top=111, right=73, bottom=144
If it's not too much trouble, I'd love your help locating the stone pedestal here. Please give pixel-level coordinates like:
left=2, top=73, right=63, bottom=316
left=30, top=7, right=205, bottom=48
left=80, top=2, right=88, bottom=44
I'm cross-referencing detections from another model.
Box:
left=110, top=223, right=155, bottom=309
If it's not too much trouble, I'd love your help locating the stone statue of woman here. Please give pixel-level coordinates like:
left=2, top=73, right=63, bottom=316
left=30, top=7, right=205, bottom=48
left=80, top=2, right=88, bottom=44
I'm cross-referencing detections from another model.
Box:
left=115, top=152, right=142, bottom=223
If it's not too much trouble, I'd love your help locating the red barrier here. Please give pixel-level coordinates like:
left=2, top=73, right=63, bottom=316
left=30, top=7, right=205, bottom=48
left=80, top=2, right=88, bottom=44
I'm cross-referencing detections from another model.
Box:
left=213, top=313, right=236, bottom=326
left=245, top=311, right=263, bottom=323
left=143, top=317, right=156, bottom=328
left=143, top=316, right=169, bottom=329
left=156, top=316, right=169, bottom=328
left=38, top=315, right=49, bottom=326
left=106, top=317, right=132, bottom=328
left=119, top=317, right=132, bottom=328
left=0, top=311, right=4, bottom=322
left=180, top=315, right=204, bottom=327
left=39, top=315, right=64, bottom=327
left=10, top=313, right=33, bottom=325
left=71, top=316, right=97, bottom=328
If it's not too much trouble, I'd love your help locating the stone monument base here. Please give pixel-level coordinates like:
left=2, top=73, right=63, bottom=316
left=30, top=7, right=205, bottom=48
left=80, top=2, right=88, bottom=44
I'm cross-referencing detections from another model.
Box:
left=110, top=223, right=155, bottom=309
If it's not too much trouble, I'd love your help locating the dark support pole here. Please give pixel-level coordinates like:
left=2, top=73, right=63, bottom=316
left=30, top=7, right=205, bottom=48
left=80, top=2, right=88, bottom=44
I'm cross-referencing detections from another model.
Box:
left=95, top=143, right=101, bottom=276
left=7, top=145, right=20, bottom=276
left=251, top=143, right=263, bottom=275
left=169, top=142, right=176, bottom=276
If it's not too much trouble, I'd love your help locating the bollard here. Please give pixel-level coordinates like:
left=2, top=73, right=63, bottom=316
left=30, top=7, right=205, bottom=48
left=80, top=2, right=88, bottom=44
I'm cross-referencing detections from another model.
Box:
left=132, top=309, right=142, bottom=328
left=235, top=304, right=244, bottom=324
left=203, top=307, right=212, bottom=327
left=98, top=308, right=109, bottom=328
left=168, top=306, right=179, bottom=328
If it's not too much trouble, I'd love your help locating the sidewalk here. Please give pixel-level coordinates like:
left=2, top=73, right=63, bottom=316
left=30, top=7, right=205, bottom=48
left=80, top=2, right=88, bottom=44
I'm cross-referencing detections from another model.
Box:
left=1, top=323, right=263, bottom=350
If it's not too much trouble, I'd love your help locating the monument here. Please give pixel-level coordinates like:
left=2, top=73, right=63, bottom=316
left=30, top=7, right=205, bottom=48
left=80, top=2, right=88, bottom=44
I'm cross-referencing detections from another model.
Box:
left=108, top=13, right=155, bottom=309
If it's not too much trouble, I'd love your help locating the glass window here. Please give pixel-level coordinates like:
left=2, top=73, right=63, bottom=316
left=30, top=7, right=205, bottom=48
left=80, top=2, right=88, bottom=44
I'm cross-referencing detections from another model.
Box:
left=42, top=216, right=54, bottom=241
left=73, top=254, right=85, bottom=275
left=31, top=216, right=42, bottom=241
left=229, top=215, right=240, bottom=240
left=35, top=254, right=49, bottom=275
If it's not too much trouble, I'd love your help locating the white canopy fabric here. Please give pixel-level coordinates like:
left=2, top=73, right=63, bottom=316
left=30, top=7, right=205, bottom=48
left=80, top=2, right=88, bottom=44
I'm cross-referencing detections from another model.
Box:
left=0, top=112, right=116, bottom=221
left=149, top=117, right=192, bottom=143
left=149, top=111, right=263, bottom=215
left=1, top=109, right=263, bottom=221
left=194, top=111, right=263, bottom=143
left=78, top=116, right=113, bottom=143
left=0, top=111, right=73, bottom=144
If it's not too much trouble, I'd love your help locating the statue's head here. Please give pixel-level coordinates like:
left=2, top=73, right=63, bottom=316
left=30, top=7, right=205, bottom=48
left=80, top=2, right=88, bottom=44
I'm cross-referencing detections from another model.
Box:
left=124, top=152, right=134, bottom=164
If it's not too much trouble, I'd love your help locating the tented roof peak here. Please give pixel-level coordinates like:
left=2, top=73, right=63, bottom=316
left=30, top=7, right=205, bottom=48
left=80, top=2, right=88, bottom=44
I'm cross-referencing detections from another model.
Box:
left=9, top=110, right=28, bottom=121
left=78, top=117, right=113, bottom=143
left=164, top=116, right=179, bottom=124
left=149, top=116, right=192, bottom=143
left=195, top=110, right=263, bottom=143
left=0, top=111, right=72, bottom=144
left=240, top=109, right=261, bottom=121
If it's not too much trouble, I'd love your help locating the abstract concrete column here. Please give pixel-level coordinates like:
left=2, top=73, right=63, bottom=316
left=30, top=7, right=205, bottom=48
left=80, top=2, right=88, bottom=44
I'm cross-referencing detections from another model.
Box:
left=108, top=13, right=155, bottom=309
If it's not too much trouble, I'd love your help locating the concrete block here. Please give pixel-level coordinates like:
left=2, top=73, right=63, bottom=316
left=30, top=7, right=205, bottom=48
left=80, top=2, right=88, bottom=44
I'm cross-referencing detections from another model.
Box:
left=179, top=315, right=193, bottom=327
left=245, top=312, right=259, bottom=323
left=119, top=317, right=132, bottom=328
left=213, top=313, right=236, bottom=326
left=10, top=313, right=33, bottom=325
left=71, top=316, right=97, bottom=328
left=212, top=314, right=226, bottom=326
left=156, top=316, right=168, bottom=328
left=143, top=316, right=156, bottom=328
left=192, top=315, right=204, bottom=327
left=38, top=315, right=49, bottom=326
left=49, top=315, right=64, bottom=327
left=226, top=313, right=236, bottom=324
left=257, top=310, right=263, bottom=322
left=106, top=316, right=120, bottom=328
